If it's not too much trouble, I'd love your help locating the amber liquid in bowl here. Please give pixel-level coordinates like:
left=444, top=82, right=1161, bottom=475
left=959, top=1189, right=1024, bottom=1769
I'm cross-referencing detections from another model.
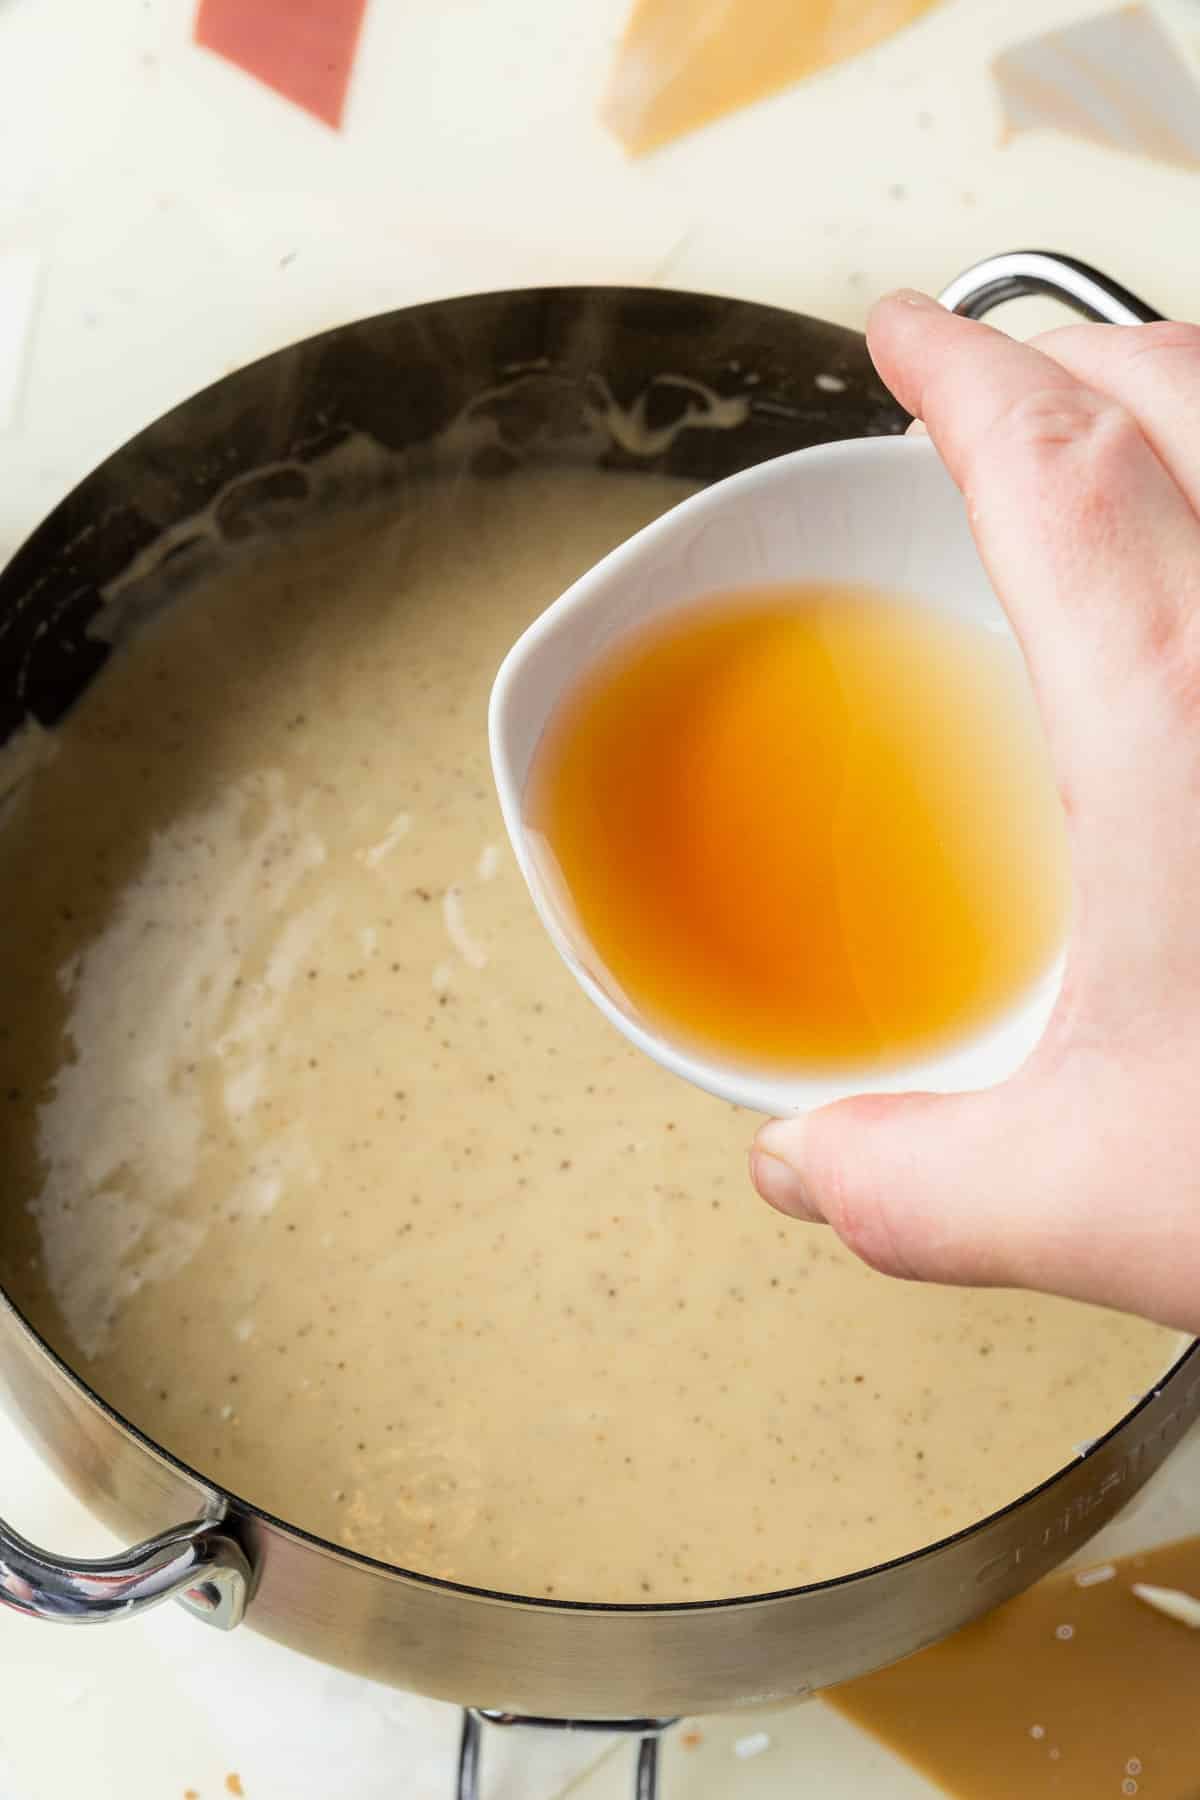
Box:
left=526, top=582, right=1070, bottom=1070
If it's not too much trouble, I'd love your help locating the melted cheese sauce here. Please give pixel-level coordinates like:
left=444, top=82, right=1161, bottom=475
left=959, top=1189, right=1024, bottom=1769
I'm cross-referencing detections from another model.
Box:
left=0, top=467, right=1179, bottom=1601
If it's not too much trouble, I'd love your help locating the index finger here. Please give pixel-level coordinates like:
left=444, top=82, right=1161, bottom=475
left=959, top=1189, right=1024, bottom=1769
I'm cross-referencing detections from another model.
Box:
left=1027, top=321, right=1200, bottom=515
left=866, top=292, right=1200, bottom=759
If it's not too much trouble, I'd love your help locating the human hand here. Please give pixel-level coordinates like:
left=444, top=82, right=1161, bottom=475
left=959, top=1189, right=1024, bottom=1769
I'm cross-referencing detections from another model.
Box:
left=750, top=293, right=1200, bottom=1334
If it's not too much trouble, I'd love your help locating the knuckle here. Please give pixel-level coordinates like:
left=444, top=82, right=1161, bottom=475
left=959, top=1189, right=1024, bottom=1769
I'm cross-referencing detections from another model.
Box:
left=1029, top=322, right=1109, bottom=359
left=832, top=1186, right=919, bottom=1282
left=1119, top=319, right=1200, bottom=367
left=1038, top=320, right=1200, bottom=372
left=806, top=1100, right=923, bottom=1282
left=999, top=386, right=1139, bottom=469
left=974, top=387, right=1146, bottom=554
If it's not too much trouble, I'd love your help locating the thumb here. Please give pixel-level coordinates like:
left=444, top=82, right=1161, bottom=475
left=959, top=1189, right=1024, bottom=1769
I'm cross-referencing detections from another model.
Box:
left=749, top=1085, right=1062, bottom=1291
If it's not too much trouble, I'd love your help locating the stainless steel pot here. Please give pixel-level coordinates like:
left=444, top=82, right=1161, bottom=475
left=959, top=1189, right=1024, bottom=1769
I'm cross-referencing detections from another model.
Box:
left=1, top=250, right=1194, bottom=1720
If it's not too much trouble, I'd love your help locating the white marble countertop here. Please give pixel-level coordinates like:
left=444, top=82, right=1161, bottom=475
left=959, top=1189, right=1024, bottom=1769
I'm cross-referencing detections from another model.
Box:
left=2, top=1, right=1199, bottom=1795
left=2, top=1402, right=1196, bottom=1800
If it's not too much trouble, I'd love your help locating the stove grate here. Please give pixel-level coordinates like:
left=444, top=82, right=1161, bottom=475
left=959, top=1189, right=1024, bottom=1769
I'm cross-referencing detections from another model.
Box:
left=456, top=1708, right=678, bottom=1800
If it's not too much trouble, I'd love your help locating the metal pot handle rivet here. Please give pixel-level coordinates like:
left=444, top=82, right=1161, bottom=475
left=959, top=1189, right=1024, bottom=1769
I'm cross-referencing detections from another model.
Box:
left=0, top=1507, right=251, bottom=1630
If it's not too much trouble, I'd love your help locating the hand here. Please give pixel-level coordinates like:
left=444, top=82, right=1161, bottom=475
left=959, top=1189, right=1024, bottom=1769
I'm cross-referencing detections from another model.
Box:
left=749, top=292, right=1200, bottom=1334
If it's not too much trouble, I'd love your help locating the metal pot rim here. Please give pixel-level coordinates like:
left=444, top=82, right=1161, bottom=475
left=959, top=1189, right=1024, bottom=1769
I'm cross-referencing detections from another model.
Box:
left=2, top=251, right=1189, bottom=1658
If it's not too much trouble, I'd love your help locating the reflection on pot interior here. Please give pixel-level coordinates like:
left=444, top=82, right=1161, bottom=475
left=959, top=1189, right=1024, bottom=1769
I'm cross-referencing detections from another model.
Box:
left=0, top=466, right=1180, bottom=1602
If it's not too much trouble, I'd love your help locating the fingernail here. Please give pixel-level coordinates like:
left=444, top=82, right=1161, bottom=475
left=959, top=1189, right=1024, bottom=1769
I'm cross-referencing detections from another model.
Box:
left=884, top=287, right=939, bottom=311
left=755, top=1116, right=801, bottom=1160
left=749, top=1144, right=825, bottom=1224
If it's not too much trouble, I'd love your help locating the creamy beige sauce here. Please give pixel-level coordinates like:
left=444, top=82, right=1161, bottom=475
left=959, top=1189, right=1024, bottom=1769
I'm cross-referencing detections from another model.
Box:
left=0, top=466, right=1179, bottom=1601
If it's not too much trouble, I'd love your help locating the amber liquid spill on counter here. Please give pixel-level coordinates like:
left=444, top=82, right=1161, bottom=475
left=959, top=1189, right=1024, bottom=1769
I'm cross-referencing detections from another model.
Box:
left=601, top=0, right=943, bottom=154
left=526, top=584, right=1069, bottom=1071
left=829, top=1535, right=1200, bottom=1798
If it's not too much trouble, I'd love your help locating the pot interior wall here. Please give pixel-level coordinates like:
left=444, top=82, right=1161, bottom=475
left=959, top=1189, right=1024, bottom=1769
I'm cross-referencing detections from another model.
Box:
left=0, top=288, right=901, bottom=757
left=11, top=289, right=1187, bottom=1716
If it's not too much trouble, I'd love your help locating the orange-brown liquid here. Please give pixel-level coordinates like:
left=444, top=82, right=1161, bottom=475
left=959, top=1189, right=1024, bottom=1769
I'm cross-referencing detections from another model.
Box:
left=526, top=584, right=1069, bottom=1071
left=828, top=1535, right=1200, bottom=1798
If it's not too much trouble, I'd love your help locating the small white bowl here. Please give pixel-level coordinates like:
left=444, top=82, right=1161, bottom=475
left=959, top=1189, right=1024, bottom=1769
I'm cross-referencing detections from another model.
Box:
left=489, top=434, right=1062, bottom=1116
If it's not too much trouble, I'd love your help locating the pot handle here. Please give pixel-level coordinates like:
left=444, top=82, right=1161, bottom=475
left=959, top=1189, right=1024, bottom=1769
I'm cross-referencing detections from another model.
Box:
left=0, top=1507, right=251, bottom=1630
left=938, top=250, right=1163, bottom=326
